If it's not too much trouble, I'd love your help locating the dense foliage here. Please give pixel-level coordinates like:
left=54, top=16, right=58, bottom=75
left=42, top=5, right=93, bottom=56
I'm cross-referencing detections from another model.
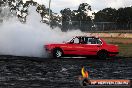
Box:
left=0, top=0, right=132, bottom=31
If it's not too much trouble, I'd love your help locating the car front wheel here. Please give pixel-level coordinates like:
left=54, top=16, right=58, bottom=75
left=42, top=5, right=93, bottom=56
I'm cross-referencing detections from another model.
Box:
left=53, top=49, right=63, bottom=58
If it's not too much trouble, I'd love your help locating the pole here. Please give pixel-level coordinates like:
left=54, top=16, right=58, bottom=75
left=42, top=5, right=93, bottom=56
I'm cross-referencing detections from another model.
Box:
left=49, top=0, right=51, bottom=27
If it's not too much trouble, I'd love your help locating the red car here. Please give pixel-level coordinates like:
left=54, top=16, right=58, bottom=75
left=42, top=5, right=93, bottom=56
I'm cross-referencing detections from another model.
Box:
left=44, top=36, right=119, bottom=59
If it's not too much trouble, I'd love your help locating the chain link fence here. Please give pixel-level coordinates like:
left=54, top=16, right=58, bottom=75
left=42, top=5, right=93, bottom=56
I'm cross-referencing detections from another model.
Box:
left=94, top=22, right=132, bottom=31
left=61, top=21, right=132, bottom=32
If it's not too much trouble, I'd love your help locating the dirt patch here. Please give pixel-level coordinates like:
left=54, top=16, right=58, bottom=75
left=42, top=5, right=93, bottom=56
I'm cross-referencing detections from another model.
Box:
left=0, top=56, right=132, bottom=88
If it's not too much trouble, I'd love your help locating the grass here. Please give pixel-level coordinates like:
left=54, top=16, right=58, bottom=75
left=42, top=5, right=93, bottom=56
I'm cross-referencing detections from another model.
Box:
left=117, top=44, right=132, bottom=57
left=102, top=37, right=132, bottom=57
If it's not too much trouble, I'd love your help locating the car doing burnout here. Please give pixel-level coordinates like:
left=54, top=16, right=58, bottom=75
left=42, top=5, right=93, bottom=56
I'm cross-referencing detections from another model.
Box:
left=44, top=36, right=119, bottom=59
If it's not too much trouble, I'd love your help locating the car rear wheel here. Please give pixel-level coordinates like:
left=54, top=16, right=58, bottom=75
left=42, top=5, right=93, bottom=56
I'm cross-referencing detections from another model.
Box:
left=97, top=51, right=108, bottom=59
left=53, top=49, right=63, bottom=58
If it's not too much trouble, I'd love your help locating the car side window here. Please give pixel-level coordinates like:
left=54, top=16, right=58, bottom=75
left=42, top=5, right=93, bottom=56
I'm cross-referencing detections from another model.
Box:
left=87, top=38, right=102, bottom=44
left=72, top=37, right=85, bottom=44
left=79, top=37, right=85, bottom=44
left=89, top=38, right=96, bottom=44
left=73, top=37, right=80, bottom=44
left=87, top=38, right=93, bottom=44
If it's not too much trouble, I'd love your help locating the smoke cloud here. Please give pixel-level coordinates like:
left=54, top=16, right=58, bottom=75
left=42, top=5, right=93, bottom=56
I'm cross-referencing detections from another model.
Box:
left=0, top=6, right=84, bottom=57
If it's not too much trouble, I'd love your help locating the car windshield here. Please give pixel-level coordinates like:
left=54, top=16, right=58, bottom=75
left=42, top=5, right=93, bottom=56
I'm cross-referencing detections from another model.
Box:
left=64, top=36, right=75, bottom=43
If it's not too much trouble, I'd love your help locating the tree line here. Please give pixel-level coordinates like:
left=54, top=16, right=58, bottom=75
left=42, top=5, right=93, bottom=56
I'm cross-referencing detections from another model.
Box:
left=60, top=3, right=132, bottom=31
left=0, top=0, right=132, bottom=31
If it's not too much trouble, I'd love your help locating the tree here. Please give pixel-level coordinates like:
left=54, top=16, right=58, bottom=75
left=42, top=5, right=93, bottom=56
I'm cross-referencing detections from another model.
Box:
left=78, top=3, right=91, bottom=12
left=60, top=8, right=72, bottom=31
left=50, top=13, right=61, bottom=28
left=60, top=3, right=94, bottom=32
left=117, top=7, right=132, bottom=23
left=116, top=7, right=132, bottom=30
left=77, top=3, right=93, bottom=31
left=94, top=8, right=117, bottom=22
left=0, top=1, right=4, bottom=6
left=36, top=5, right=48, bottom=21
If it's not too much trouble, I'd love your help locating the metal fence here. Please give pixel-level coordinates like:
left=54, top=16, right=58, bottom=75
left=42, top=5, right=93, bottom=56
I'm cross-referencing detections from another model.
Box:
left=94, top=22, right=132, bottom=31
left=62, top=21, right=132, bottom=32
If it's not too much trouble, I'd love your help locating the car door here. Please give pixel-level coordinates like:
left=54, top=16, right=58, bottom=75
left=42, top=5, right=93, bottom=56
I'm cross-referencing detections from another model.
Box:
left=80, top=37, right=102, bottom=55
left=63, top=37, right=85, bottom=55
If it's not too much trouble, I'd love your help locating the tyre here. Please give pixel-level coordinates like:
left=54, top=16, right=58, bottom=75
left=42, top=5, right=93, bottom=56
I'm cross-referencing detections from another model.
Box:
left=53, top=49, right=63, bottom=58
left=97, top=51, right=108, bottom=59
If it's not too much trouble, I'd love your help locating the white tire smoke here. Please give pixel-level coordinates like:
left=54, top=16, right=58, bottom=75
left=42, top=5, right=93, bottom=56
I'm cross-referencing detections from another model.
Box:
left=0, top=6, right=84, bottom=57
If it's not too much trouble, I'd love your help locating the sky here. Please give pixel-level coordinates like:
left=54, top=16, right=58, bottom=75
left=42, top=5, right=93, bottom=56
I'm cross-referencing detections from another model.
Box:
left=23, top=0, right=132, bottom=13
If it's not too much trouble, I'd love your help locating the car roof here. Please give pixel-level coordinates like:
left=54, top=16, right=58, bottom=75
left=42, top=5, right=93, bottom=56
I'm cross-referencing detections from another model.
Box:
left=75, top=35, right=99, bottom=38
